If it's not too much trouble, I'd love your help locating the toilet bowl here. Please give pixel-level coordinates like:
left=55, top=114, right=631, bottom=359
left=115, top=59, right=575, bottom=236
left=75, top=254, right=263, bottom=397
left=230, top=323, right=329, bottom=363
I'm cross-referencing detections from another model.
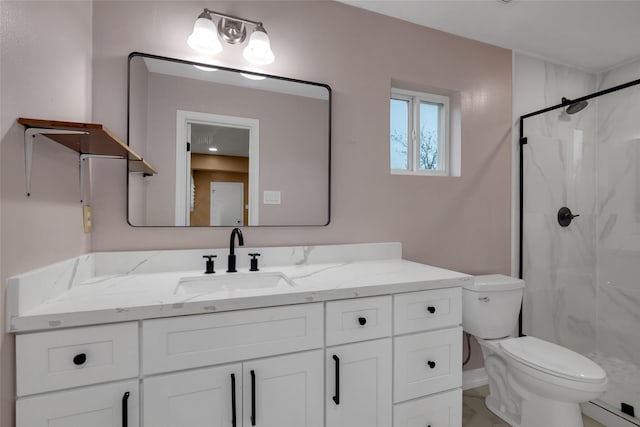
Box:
left=464, top=275, right=608, bottom=427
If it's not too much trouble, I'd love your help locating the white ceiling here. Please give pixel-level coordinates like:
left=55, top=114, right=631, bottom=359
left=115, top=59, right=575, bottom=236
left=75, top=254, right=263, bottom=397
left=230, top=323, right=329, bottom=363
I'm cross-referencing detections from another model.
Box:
left=190, top=124, right=249, bottom=157
left=340, top=0, right=640, bottom=72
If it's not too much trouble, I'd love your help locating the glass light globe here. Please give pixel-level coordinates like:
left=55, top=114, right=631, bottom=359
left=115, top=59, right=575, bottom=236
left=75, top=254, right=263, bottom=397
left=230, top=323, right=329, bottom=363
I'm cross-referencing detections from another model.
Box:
left=242, top=29, right=275, bottom=65
left=187, top=17, right=222, bottom=54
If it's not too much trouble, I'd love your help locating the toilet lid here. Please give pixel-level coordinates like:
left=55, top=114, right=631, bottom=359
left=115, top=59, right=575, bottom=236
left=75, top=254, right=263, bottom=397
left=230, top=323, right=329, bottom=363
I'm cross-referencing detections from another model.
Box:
left=500, top=336, right=607, bottom=383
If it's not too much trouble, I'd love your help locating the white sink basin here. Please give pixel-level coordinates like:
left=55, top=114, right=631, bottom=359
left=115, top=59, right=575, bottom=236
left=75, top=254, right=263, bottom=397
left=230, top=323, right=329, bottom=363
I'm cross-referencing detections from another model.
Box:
left=177, top=272, right=294, bottom=294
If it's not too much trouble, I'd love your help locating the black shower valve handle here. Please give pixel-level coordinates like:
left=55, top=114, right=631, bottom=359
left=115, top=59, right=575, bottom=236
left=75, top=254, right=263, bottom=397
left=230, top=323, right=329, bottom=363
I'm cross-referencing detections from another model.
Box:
left=558, top=207, right=580, bottom=227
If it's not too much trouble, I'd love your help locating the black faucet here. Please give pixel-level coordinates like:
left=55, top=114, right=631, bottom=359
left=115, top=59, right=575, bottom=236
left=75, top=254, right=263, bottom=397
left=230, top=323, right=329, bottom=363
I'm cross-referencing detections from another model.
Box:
left=227, top=228, right=244, bottom=272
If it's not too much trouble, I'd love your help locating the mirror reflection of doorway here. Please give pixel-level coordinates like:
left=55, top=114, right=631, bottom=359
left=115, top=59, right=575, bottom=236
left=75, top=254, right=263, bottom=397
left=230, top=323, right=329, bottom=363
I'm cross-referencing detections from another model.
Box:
left=189, top=123, right=249, bottom=226
left=176, top=110, right=259, bottom=226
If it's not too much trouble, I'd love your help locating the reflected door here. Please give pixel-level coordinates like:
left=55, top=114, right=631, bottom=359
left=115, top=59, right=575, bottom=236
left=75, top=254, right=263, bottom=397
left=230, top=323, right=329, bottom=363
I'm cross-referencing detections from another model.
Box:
left=211, top=182, right=244, bottom=226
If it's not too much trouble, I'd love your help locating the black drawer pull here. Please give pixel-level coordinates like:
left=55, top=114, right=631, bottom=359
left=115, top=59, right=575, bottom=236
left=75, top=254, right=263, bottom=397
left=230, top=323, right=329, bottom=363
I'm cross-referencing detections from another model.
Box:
left=358, top=317, right=367, bottom=326
left=427, top=360, right=436, bottom=369
left=231, top=373, right=237, bottom=427
left=332, top=355, right=340, bottom=405
left=250, top=370, right=256, bottom=426
left=426, top=306, right=436, bottom=314
left=73, top=353, right=87, bottom=366
left=122, top=391, right=130, bottom=427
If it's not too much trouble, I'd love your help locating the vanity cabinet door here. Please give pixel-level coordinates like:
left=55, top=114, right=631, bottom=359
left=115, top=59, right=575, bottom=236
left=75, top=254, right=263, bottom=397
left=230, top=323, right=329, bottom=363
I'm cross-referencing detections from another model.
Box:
left=16, top=380, right=138, bottom=427
left=242, top=350, right=323, bottom=427
left=325, top=339, right=392, bottom=427
left=143, top=363, right=241, bottom=427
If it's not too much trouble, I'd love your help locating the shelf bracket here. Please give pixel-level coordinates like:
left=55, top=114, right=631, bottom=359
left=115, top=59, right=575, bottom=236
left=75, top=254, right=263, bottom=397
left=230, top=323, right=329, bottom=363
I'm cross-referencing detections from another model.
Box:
left=79, top=154, right=122, bottom=203
left=24, top=128, right=88, bottom=197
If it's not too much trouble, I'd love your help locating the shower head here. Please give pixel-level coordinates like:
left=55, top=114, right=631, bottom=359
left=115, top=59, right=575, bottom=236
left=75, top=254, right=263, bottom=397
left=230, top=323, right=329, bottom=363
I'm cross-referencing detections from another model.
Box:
left=562, top=97, right=589, bottom=115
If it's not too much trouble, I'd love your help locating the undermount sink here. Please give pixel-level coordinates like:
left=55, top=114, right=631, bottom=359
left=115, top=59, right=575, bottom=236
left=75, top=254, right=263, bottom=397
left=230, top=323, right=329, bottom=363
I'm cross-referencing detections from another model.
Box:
left=176, top=272, right=294, bottom=294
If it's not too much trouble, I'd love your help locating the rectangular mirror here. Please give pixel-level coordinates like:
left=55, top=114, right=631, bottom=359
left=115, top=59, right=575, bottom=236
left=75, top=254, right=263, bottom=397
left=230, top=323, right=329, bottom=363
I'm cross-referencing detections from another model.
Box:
left=127, top=52, right=331, bottom=226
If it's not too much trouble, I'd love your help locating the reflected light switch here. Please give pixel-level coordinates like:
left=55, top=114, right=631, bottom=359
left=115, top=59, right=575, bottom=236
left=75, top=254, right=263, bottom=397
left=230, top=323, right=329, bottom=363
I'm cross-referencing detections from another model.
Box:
left=264, top=191, right=281, bottom=205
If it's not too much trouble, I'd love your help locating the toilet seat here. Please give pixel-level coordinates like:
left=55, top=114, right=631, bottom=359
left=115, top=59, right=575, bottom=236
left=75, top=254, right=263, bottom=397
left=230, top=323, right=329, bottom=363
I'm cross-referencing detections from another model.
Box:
left=500, top=336, right=606, bottom=384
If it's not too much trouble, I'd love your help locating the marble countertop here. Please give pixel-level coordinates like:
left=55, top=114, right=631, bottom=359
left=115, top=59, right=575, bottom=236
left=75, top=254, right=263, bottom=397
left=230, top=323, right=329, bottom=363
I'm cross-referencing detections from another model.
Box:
left=7, top=243, right=472, bottom=332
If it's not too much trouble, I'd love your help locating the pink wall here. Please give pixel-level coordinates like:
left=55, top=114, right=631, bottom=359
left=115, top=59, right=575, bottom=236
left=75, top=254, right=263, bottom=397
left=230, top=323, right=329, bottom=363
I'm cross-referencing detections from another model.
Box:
left=91, top=1, right=512, bottom=274
left=137, top=71, right=329, bottom=225
left=0, top=1, right=512, bottom=422
left=0, top=1, right=93, bottom=424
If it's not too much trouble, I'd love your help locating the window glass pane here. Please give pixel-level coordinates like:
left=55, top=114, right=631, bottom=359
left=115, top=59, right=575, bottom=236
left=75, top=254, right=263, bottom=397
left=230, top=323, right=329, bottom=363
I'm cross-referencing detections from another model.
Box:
left=390, top=98, right=409, bottom=170
left=418, top=102, right=440, bottom=170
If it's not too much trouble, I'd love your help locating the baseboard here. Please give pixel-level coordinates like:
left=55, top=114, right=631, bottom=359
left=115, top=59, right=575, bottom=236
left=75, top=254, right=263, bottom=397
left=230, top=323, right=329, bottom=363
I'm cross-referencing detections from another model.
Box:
left=463, top=367, right=488, bottom=390
left=581, top=401, right=640, bottom=427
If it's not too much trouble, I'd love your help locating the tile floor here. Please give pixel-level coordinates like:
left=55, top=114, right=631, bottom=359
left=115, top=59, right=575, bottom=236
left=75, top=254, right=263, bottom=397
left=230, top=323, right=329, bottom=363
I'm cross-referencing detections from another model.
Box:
left=463, top=385, right=605, bottom=427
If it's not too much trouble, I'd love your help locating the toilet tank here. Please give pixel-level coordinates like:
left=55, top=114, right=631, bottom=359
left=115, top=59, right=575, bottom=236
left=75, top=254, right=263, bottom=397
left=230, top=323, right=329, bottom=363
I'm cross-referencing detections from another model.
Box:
left=462, top=274, right=524, bottom=339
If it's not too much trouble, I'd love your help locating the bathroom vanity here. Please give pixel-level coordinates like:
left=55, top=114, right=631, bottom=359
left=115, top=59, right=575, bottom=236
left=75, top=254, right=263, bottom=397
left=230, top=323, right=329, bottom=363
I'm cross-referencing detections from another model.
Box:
left=7, top=243, right=469, bottom=427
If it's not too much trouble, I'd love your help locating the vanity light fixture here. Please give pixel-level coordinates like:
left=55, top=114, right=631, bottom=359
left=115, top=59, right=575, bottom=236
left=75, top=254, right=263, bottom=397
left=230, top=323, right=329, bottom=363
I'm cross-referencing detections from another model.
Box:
left=187, top=9, right=275, bottom=65
left=208, top=147, right=218, bottom=152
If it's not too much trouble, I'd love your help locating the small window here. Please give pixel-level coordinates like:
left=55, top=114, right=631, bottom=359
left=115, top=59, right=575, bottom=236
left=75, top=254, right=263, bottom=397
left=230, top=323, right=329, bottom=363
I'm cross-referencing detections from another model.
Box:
left=390, top=88, right=449, bottom=175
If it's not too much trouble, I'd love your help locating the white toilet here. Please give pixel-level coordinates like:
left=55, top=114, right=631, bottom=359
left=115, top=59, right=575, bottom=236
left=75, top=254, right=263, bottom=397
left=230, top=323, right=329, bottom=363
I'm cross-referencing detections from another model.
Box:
left=463, top=274, right=608, bottom=427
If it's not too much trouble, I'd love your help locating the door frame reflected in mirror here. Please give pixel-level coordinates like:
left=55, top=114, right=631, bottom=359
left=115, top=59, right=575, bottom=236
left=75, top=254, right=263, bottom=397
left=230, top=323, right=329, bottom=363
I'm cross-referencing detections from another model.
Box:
left=175, top=110, right=259, bottom=226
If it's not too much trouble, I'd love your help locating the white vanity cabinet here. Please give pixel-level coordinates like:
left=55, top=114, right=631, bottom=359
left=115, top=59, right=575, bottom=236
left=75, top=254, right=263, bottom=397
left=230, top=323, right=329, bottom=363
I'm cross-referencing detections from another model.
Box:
left=14, top=287, right=463, bottom=427
left=392, top=287, right=463, bottom=427
left=143, top=363, right=242, bottom=427
left=325, top=339, right=393, bottom=427
left=324, top=296, right=393, bottom=427
left=142, top=351, right=323, bottom=427
left=243, top=350, right=323, bottom=427
left=15, top=323, right=139, bottom=427
left=141, top=304, right=324, bottom=427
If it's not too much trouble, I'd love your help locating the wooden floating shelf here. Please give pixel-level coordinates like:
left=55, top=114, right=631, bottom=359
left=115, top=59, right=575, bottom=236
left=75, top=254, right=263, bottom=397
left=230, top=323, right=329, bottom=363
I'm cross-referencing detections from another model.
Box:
left=18, top=118, right=157, bottom=176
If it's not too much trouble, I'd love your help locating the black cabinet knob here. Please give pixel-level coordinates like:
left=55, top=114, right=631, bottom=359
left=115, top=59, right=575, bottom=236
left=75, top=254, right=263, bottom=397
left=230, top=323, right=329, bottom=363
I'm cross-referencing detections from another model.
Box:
left=73, top=353, right=87, bottom=366
left=427, top=306, right=436, bottom=314
left=358, top=317, right=367, bottom=326
left=427, top=360, right=436, bottom=369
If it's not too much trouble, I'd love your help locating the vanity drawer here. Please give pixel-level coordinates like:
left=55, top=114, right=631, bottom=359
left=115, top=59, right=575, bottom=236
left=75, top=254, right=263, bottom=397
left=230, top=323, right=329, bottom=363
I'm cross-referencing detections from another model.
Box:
left=17, top=379, right=139, bottom=427
left=16, top=322, right=138, bottom=396
left=393, top=388, right=462, bottom=427
left=393, top=287, right=461, bottom=334
left=142, top=303, right=323, bottom=374
left=326, top=296, right=391, bottom=346
left=393, top=327, right=462, bottom=402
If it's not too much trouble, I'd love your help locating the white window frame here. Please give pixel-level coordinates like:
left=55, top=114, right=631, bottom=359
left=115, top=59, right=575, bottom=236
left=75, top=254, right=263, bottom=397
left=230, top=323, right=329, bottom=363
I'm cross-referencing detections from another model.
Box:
left=390, top=88, right=450, bottom=176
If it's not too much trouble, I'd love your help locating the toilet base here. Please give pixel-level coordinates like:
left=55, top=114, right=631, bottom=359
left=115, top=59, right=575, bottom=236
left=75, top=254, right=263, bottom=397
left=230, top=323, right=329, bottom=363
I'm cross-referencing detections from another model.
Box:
left=520, top=393, right=583, bottom=427
left=485, top=395, right=521, bottom=427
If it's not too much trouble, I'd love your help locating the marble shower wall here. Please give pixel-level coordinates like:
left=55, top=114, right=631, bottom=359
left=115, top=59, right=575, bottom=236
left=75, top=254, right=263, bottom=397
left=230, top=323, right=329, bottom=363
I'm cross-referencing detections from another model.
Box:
left=592, top=58, right=640, bottom=413
left=518, top=52, right=640, bottom=415
left=517, top=53, right=598, bottom=355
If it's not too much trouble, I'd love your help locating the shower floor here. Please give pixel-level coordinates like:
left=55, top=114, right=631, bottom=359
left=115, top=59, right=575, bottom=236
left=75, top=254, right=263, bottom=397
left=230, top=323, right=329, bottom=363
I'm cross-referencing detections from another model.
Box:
left=587, top=352, right=640, bottom=423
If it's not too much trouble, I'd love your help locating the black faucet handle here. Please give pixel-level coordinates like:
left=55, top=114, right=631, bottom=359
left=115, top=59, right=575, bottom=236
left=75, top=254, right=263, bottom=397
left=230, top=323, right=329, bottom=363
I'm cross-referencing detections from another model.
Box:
left=248, top=253, right=260, bottom=272
left=203, top=255, right=217, bottom=274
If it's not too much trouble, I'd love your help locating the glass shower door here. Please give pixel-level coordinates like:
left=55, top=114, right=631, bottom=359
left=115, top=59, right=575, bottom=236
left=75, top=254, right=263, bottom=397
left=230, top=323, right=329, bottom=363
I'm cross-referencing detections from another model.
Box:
left=522, top=83, right=640, bottom=423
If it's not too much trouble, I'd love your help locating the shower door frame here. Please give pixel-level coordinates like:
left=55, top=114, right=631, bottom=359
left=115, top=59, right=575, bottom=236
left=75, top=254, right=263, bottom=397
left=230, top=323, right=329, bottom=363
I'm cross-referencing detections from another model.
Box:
left=517, top=76, right=640, bottom=328
left=517, top=76, right=640, bottom=427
